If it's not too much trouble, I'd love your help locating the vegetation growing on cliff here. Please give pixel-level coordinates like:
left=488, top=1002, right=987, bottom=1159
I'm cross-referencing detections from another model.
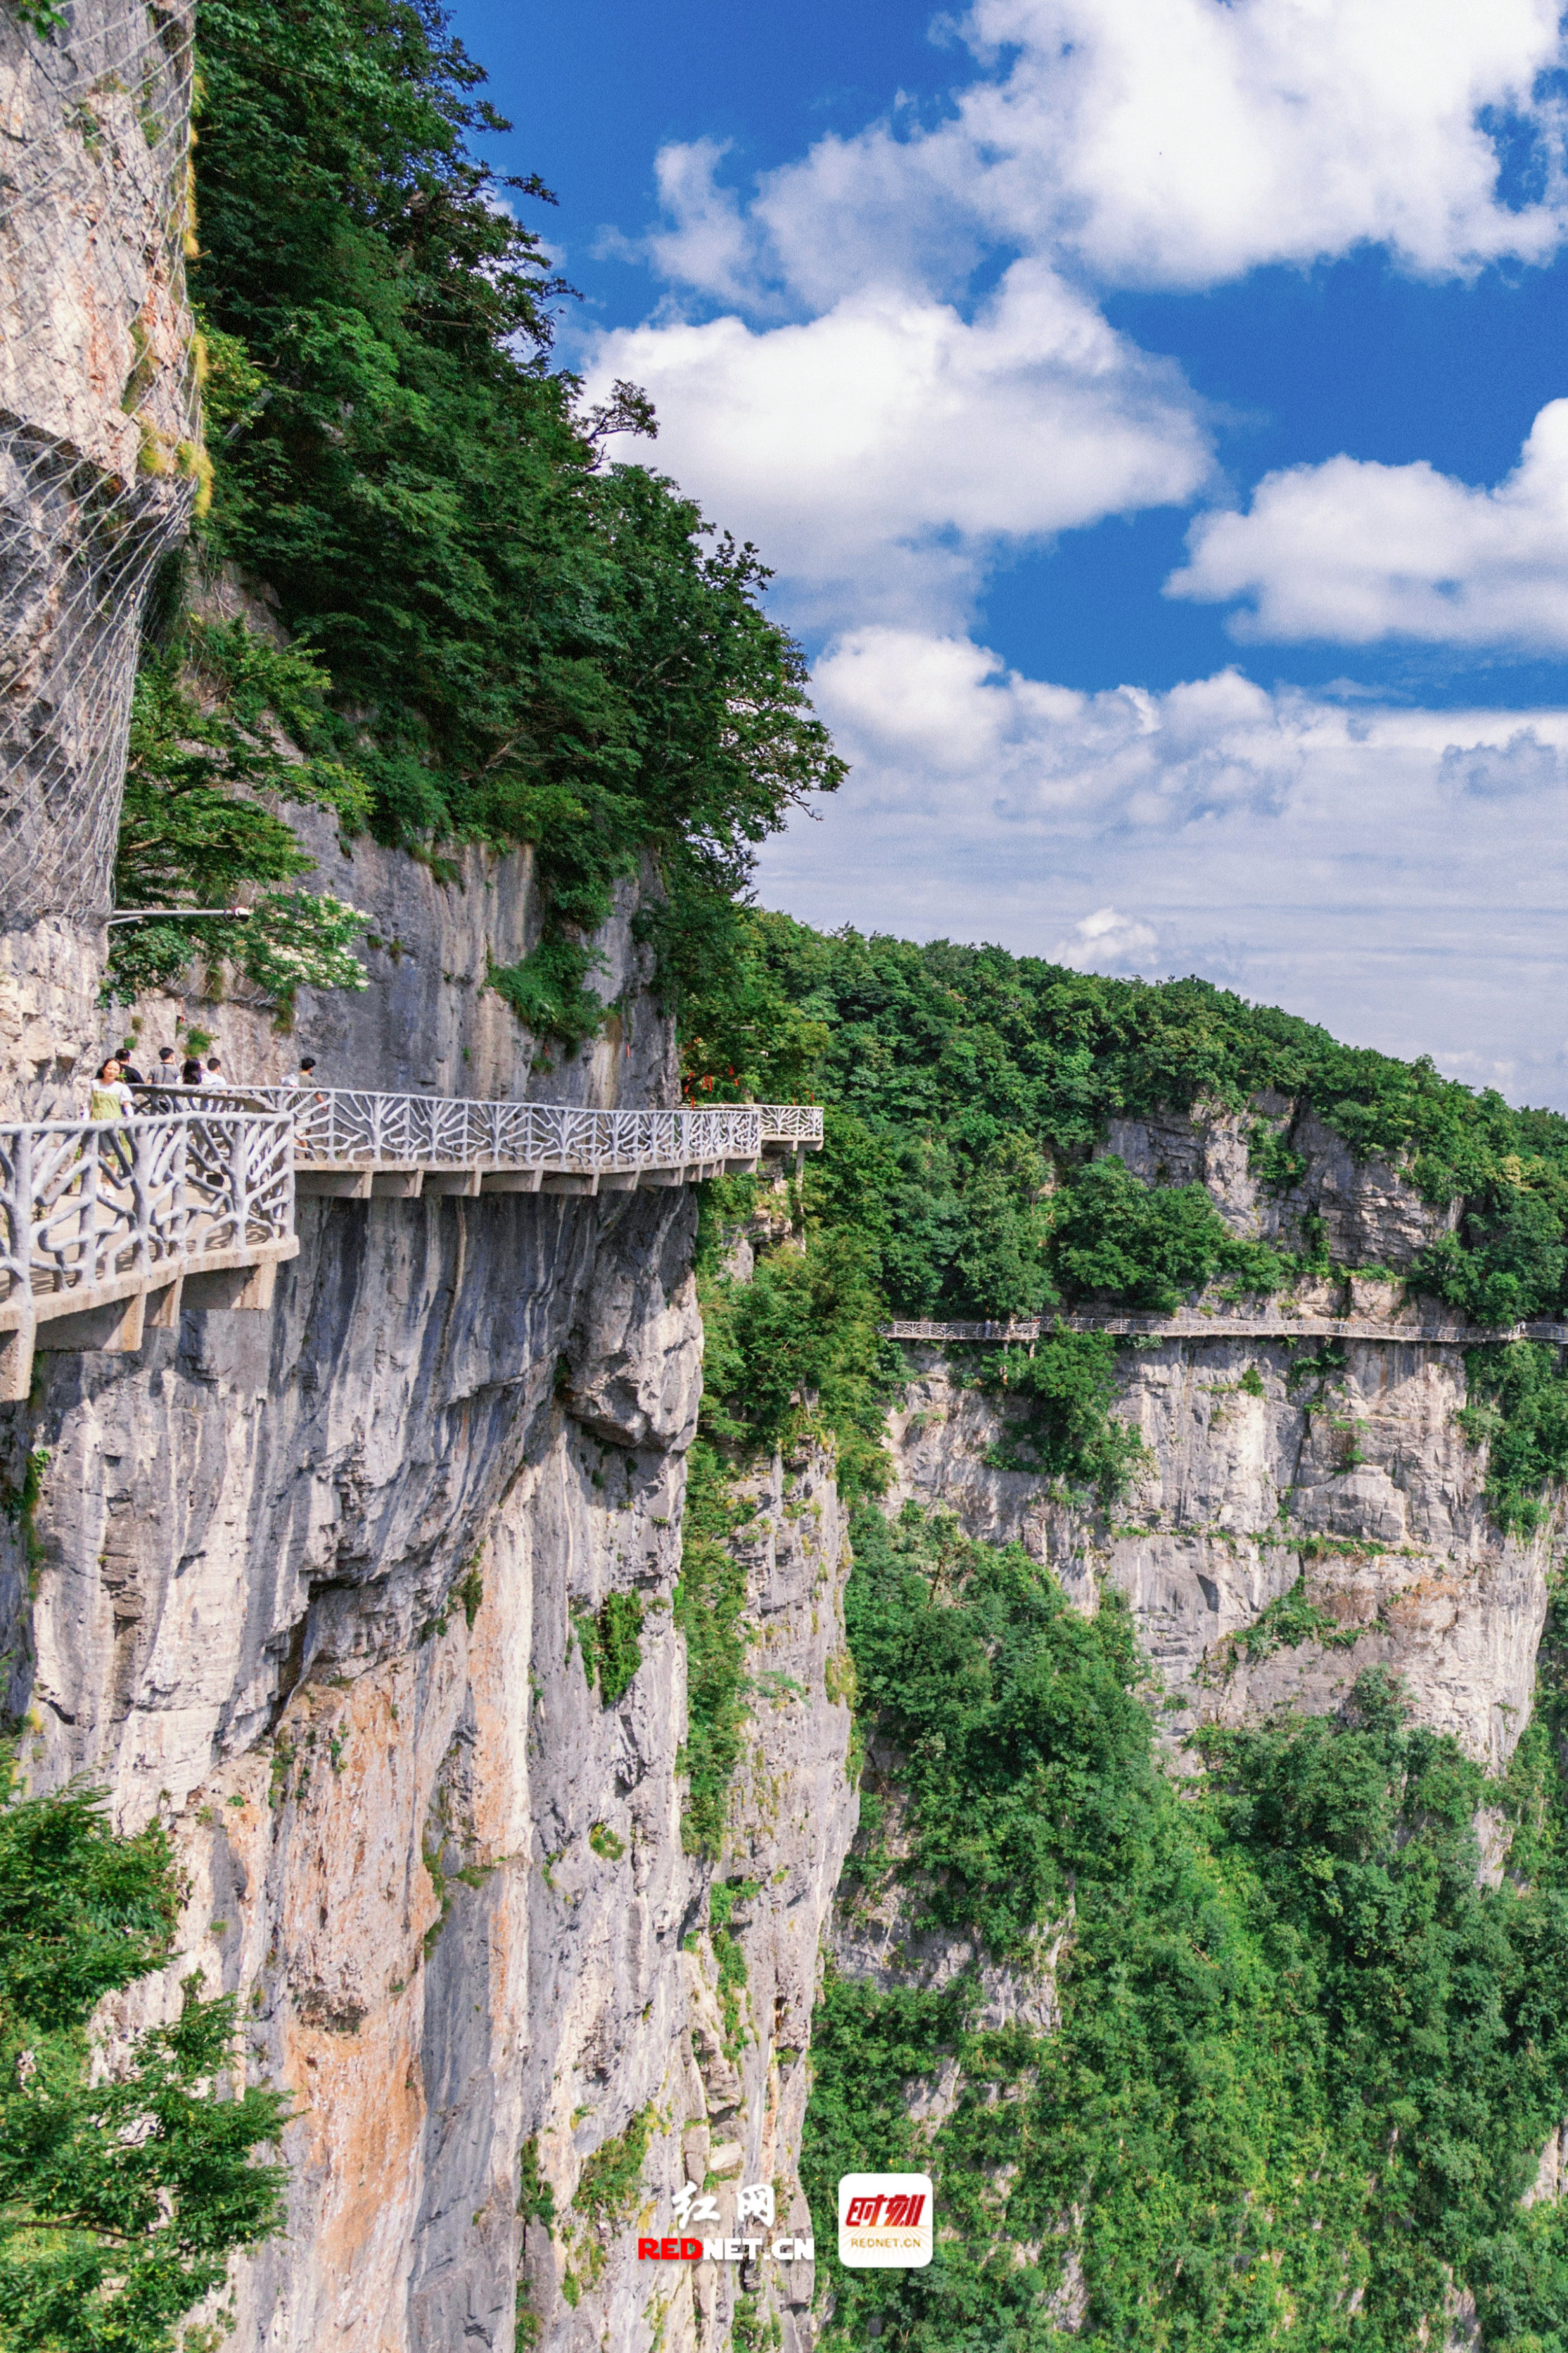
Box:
left=682, top=913, right=1568, bottom=1329
left=108, top=614, right=370, bottom=1008
left=166, top=0, right=841, bottom=1036
left=0, top=1766, right=286, bottom=2352
left=805, top=1504, right=1568, bottom=2353
left=1461, top=1340, right=1568, bottom=1537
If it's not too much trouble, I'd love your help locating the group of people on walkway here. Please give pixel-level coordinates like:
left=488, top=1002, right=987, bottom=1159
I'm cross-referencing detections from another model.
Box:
left=87, top=1048, right=319, bottom=1122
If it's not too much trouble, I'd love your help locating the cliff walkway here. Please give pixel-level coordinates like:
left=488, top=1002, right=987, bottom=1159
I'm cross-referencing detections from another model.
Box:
left=0, top=1088, right=822, bottom=1398
left=217, top=1086, right=822, bottom=1199
left=885, top=1309, right=1568, bottom=1349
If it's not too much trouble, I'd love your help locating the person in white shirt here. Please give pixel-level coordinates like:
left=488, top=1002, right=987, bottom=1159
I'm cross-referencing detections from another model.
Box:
left=88, top=1059, right=134, bottom=1121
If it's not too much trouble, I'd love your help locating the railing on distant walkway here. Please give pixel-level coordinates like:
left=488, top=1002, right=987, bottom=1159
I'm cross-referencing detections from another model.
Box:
left=884, top=1309, right=1568, bottom=1347
left=132, top=1086, right=822, bottom=1196
left=0, top=1108, right=298, bottom=1398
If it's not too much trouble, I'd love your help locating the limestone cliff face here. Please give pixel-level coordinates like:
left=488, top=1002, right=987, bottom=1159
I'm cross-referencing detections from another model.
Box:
left=676, top=1441, right=857, bottom=2353
left=1, top=0, right=198, bottom=1106
left=8, top=1163, right=703, bottom=2351
left=889, top=1114, right=1549, bottom=1772
left=125, top=808, right=679, bottom=1112
left=1100, top=1095, right=1462, bottom=1264
left=1, top=823, right=861, bottom=2349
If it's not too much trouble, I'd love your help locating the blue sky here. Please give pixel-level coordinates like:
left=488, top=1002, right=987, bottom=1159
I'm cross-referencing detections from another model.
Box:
left=450, top=0, right=1568, bottom=1106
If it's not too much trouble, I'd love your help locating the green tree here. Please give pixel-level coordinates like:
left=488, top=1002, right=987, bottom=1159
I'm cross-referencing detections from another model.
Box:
left=0, top=1768, right=288, bottom=2351
left=189, top=0, right=843, bottom=1034
left=1047, top=1154, right=1282, bottom=1310
left=108, top=616, right=369, bottom=1009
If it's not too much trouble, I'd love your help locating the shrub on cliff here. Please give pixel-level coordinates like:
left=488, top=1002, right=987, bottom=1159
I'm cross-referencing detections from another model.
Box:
left=0, top=1765, right=287, bottom=2352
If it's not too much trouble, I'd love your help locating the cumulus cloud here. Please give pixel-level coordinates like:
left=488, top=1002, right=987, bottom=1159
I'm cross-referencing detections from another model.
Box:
left=812, top=631, right=1303, bottom=822
left=586, top=264, right=1209, bottom=627
left=753, top=638, right=1568, bottom=1106
left=1168, top=401, right=1568, bottom=649
left=643, top=0, right=1568, bottom=309
left=1439, top=728, right=1564, bottom=796
left=1052, top=906, right=1161, bottom=974
left=586, top=4, right=1568, bottom=639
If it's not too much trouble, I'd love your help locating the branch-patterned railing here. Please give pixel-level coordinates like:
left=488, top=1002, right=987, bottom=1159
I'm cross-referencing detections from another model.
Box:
left=134, top=1087, right=822, bottom=1170
left=757, top=1103, right=824, bottom=1148
left=0, top=1110, right=295, bottom=1310
left=884, top=1312, right=1568, bottom=1346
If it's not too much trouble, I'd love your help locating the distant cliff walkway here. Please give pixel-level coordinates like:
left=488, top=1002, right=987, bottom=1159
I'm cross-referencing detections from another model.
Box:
left=0, top=1089, right=821, bottom=1398
left=884, top=1308, right=1568, bottom=1349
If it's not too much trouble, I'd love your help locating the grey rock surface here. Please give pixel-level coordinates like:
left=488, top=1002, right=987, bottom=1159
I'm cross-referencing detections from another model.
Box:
left=888, top=1336, right=1546, bottom=1770
left=5, top=1175, right=706, bottom=2350
left=890, top=1104, right=1553, bottom=1769
left=1, top=1, right=198, bottom=954
left=122, top=813, right=678, bottom=1110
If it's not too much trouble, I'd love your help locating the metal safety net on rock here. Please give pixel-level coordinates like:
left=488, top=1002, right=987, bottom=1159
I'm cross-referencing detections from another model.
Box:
left=0, top=0, right=198, bottom=932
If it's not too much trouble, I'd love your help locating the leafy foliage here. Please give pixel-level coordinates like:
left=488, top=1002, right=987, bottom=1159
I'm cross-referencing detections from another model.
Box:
left=843, top=1505, right=1150, bottom=1956
left=0, top=1767, right=287, bottom=2352
left=673, top=1184, right=899, bottom=1853
left=8, top=1, right=66, bottom=37
left=805, top=1509, right=1568, bottom=2353
left=1046, top=1154, right=1284, bottom=1309
left=189, top=0, right=843, bottom=1033
left=680, top=913, right=1568, bottom=1325
left=696, top=1216, right=894, bottom=1502
left=1460, top=1341, right=1568, bottom=1537
left=573, top=1592, right=644, bottom=1708
left=108, top=615, right=369, bottom=1007
left=572, top=2104, right=654, bottom=2227
left=980, top=1333, right=1148, bottom=1508
left=673, top=1438, right=756, bottom=1860
left=1232, top=1571, right=1360, bottom=1661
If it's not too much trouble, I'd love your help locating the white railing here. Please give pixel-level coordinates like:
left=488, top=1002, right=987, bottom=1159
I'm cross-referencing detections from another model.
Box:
left=758, top=1104, right=824, bottom=1147
left=133, top=1087, right=822, bottom=1172
left=884, top=1311, right=1568, bottom=1346
left=0, top=1110, right=294, bottom=1311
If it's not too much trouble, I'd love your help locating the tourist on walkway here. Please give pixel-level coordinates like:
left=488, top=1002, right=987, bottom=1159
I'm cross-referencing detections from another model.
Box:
left=89, top=1059, right=134, bottom=1122
left=181, top=1055, right=204, bottom=1086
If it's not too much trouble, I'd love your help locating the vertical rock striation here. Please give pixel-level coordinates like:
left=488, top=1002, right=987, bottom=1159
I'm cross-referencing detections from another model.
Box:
left=888, top=1110, right=1551, bottom=1770
left=0, top=0, right=198, bottom=1105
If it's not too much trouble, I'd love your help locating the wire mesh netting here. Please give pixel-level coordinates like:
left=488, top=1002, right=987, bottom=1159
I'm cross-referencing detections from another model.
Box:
left=0, top=0, right=198, bottom=933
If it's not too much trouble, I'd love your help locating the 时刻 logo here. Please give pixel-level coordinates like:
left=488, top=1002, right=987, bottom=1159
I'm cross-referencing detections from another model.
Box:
left=637, top=2181, right=815, bottom=2264
left=837, top=2174, right=934, bottom=2269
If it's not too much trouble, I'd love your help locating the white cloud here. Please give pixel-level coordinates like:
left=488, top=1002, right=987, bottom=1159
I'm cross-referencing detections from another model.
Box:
left=638, top=139, right=761, bottom=308
left=587, top=264, right=1209, bottom=628
left=585, top=5, right=1568, bottom=640
left=1052, top=906, right=1161, bottom=974
left=577, top=0, right=1568, bottom=1109
left=753, top=635, right=1568, bottom=1106
left=812, top=630, right=1302, bottom=820
left=1439, top=726, right=1564, bottom=797
left=643, top=0, right=1568, bottom=310
left=1168, top=400, right=1568, bottom=649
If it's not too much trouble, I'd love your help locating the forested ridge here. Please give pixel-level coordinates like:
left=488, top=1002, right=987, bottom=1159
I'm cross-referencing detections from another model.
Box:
left=684, top=924, right=1568, bottom=2351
